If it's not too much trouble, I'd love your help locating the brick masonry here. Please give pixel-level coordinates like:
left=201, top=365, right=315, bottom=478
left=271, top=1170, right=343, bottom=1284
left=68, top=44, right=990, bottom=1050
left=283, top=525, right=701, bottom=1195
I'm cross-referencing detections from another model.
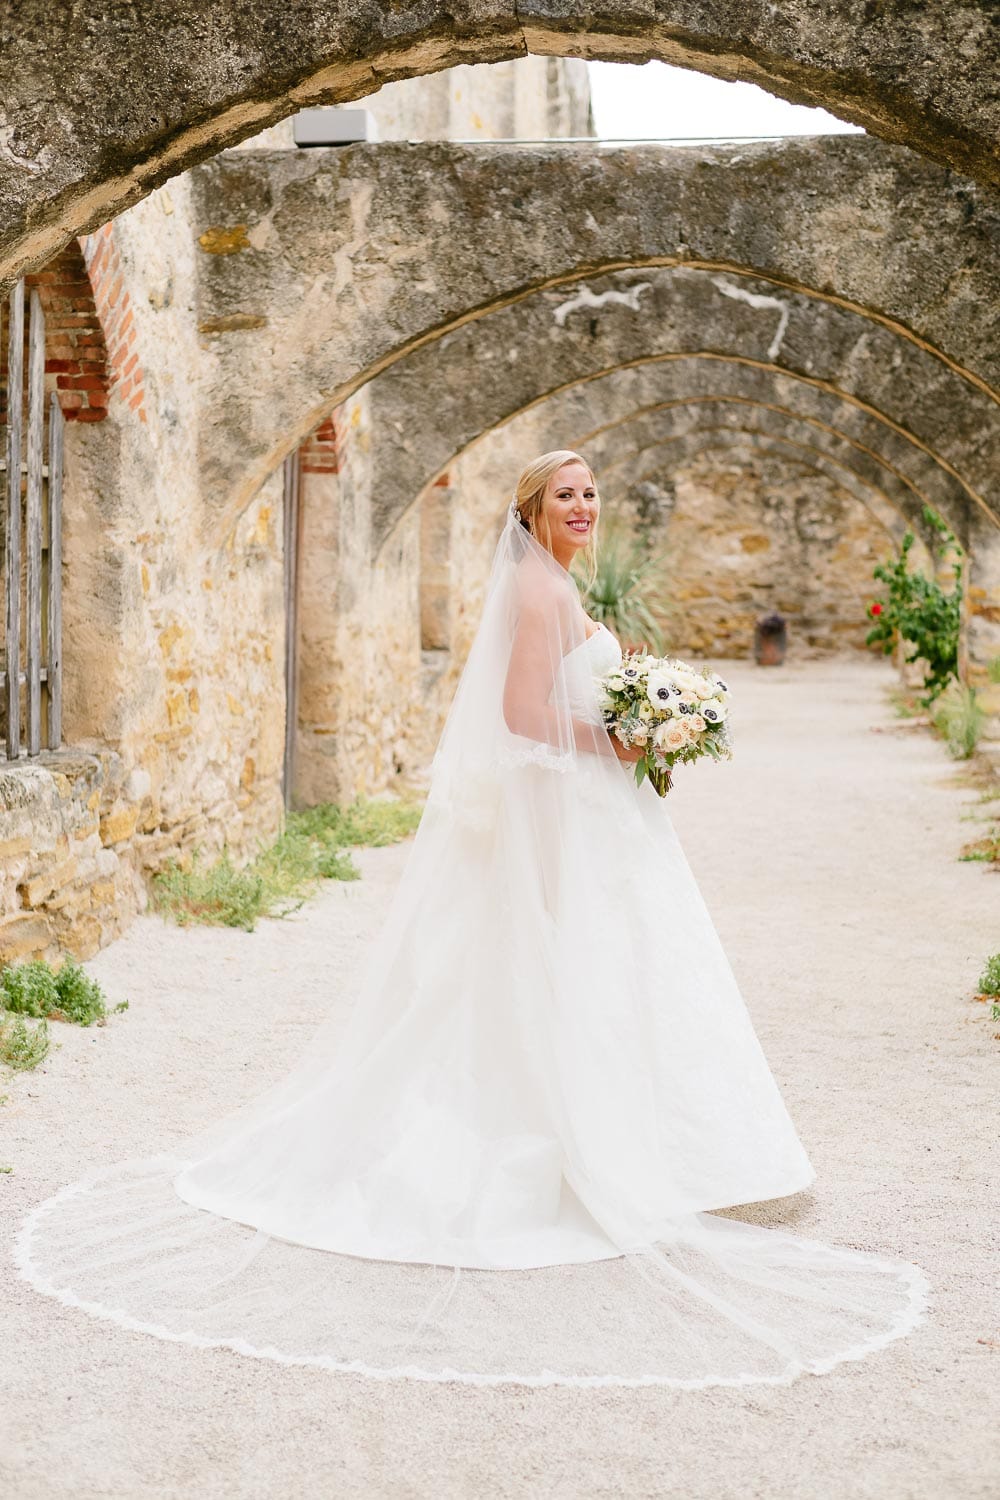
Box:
left=299, top=414, right=344, bottom=475
left=1, top=241, right=111, bottom=428
left=80, top=225, right=147, bottom=422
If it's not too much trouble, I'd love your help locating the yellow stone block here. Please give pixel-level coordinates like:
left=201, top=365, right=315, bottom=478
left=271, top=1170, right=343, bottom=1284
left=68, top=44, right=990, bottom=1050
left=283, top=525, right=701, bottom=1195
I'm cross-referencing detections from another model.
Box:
left=20, top=856, right=78, bottom=907
left=740, top=534, right=771, bottom=553
left=158, top=622, right=185, bottom=658
left=226, top=693, right=245, bottom=716
left=198, top=224, right=250, bottom=255
left=0, top=836, right=33, bottom=860
left=165, top=690, right=189, bottom=726
left=99, top=806, right=138, bottom=846
left=62, top=915, right=102, bottom=960
left=0, top=912, right=53, bottom=963
left=89, top=880, right=117, bottom=906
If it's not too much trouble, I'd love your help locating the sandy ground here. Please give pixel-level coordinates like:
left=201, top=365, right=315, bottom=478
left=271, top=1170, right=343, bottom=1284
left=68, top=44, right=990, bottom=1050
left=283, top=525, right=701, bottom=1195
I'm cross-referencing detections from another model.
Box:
left=1, top=656, right=998, bottom=1500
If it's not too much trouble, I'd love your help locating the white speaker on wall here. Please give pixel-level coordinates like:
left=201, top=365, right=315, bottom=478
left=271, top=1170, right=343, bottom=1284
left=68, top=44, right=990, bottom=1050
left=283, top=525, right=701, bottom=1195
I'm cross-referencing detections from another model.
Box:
left=292, top=109, right=380, bottom=146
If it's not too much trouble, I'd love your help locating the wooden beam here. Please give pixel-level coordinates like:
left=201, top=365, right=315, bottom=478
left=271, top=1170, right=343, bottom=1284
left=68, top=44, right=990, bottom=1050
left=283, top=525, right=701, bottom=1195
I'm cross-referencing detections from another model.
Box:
left=47, top=393, right=64, bottom=749
left=4, top=280, right=24, bottom=760
left=282, top=450, right=302, bottom=811
left=25, top=288, right=45, bottom=756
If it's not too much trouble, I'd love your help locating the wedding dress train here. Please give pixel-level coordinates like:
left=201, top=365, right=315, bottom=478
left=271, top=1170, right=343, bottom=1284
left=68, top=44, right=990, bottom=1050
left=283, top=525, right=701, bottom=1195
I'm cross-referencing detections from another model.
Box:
left=14, top=507, right=929, bottom=1387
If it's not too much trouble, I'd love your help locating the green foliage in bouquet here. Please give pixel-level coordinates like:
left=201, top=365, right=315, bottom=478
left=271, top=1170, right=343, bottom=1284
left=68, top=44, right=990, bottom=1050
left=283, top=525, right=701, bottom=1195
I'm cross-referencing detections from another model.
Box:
left=576, top=522, right=667, bottom=655
left=865, top=507, right=963, bottom=706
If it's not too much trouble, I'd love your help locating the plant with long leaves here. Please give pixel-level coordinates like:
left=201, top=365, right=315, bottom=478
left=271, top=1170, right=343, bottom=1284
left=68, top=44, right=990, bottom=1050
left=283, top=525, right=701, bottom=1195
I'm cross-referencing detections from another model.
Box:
left=576, top=522, right=668, bottom=654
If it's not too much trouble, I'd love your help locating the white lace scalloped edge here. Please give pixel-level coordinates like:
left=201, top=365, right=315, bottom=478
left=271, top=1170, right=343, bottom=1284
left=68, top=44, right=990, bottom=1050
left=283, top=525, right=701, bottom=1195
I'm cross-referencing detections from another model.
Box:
left=11, top=1157, right=933, bottom=1390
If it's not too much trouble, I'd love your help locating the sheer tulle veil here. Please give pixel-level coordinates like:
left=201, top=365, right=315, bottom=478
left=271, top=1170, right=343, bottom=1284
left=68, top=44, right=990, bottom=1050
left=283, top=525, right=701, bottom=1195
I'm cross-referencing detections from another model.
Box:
left=14, top=495, right=930, bottom=1387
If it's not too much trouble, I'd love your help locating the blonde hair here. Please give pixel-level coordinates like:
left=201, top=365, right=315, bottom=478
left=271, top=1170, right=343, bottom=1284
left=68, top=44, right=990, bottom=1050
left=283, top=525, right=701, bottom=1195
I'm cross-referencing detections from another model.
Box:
left=513, top=449, right=600, bottom=588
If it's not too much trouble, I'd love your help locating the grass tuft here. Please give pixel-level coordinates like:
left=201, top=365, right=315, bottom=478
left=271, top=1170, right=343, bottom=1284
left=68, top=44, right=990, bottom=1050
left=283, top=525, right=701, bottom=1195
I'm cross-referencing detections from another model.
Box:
left=930, top=681, right=986, bottom=759
left=152, top=795, right=422, bottom=932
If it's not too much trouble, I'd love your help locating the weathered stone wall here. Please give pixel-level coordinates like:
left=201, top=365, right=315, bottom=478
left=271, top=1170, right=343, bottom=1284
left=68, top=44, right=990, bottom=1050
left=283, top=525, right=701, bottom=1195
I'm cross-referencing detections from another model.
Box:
left=605, top=448, right=902, bottom=660
left=292, top=389, right=427, bottom=806
left=0, top=751, right=152, bottom=965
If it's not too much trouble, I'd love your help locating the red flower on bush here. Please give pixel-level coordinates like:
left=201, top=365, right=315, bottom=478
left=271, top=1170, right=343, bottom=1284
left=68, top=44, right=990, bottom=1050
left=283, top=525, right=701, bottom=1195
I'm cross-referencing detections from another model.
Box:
left=869, top=602, right=883, bottom=616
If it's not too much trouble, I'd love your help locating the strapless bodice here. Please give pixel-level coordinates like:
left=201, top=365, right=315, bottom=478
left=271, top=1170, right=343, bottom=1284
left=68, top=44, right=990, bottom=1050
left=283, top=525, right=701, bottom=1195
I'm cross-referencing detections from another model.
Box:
left=557, top=622, right=623, bottom=719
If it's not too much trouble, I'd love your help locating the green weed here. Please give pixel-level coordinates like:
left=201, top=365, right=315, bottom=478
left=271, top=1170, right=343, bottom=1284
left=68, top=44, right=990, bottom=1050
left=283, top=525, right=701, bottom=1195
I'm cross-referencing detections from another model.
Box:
left=152, top=795, right=422, bottom=932
left=977, top=953, right=1000, bottom=998
left=931, top=681, right=986, bottom=759
left=0, top=957, right=125, bottom=1026
left=0, top=1013, right=50, bottom=1071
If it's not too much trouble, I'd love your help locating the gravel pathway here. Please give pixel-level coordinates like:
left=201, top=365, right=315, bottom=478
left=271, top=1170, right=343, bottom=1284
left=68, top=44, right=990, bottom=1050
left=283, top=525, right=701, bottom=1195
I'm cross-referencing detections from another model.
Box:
left=1, top=656, right=997, bottom=1500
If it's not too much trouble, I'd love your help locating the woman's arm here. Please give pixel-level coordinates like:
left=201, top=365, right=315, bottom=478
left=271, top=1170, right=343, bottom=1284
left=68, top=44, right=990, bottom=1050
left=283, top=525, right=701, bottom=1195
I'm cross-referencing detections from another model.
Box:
left=502, top=594, right=632, bottom=759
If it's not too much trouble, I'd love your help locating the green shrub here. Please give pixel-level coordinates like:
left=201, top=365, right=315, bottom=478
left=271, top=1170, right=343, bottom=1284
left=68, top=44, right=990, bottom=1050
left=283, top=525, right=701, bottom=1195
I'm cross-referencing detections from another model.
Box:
left=53, top=958, right=117, bottom=1024
left=0, top=1013, right=50, bottom=1071
left=931, top=681, right=986, bottom=759
left=978, top=953, right=1000, bottom=997
left=0, top=959, right=58, bottom=1018
left=0, top=957, right=125, bottom=1026
left=866, top=507, right=963, bottom=706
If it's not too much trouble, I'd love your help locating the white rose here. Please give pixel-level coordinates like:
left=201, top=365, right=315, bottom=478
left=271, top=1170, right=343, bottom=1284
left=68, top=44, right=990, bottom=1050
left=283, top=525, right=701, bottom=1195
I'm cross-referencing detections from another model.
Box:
left=657, top=721, right=689, bottom=752
left=688, top=713, right=706, bottom=735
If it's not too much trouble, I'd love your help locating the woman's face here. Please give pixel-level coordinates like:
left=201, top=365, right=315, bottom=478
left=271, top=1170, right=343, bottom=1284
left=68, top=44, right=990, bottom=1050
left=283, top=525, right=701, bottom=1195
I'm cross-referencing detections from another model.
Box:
left=540, top=462, right=599, bottom=561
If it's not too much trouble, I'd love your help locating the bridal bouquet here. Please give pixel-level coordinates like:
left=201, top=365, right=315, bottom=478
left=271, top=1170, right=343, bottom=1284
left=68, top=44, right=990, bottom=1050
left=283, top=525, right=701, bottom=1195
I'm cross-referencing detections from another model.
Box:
left=597, top=653, right=733, bottom=796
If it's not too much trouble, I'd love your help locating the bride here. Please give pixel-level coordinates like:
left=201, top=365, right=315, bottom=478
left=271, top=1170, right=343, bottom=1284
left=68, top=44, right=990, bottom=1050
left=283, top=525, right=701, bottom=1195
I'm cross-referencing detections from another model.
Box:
left=15, top=450, right=928, bottom=1388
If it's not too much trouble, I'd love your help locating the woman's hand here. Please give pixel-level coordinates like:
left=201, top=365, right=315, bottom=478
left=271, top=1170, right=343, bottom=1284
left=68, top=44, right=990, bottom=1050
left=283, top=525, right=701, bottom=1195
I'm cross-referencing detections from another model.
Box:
left=610, top=731, right=644, bottom=764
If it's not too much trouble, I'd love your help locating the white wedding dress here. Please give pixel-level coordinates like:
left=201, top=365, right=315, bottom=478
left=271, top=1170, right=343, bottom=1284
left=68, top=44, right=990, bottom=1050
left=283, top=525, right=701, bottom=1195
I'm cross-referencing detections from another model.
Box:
left=14, top=506, right=929, bottom=1387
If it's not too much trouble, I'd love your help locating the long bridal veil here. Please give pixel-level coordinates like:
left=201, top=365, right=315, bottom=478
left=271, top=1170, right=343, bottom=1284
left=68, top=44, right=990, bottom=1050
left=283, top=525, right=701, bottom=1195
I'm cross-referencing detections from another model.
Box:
left=14, top=501, right=929, bottom=1387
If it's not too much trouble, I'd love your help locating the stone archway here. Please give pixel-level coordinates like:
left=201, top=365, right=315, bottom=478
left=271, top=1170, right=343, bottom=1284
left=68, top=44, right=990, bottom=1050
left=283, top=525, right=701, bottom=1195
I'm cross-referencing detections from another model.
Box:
left=2, top=1, right=999, bottom=286
left=177, top=137, right=997, bottom=545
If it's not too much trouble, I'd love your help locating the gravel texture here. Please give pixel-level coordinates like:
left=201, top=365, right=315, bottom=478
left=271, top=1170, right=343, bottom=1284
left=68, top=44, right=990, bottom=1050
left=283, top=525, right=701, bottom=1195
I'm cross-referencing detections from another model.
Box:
left=1, top=656, right=997, bottom=1500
